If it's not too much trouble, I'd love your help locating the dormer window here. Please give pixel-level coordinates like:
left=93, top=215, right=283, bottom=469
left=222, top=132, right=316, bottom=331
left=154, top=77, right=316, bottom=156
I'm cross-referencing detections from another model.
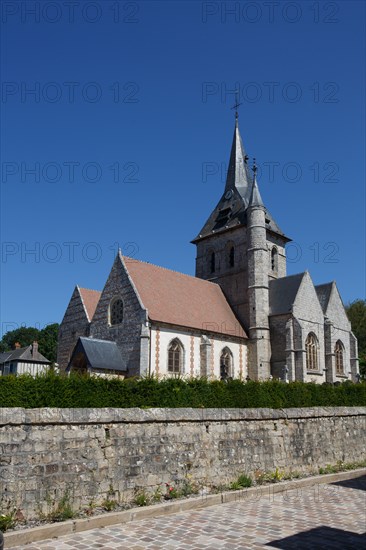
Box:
left=216, top=207, right=231, bottom=222
left=213, top=207, right=232, bottom=230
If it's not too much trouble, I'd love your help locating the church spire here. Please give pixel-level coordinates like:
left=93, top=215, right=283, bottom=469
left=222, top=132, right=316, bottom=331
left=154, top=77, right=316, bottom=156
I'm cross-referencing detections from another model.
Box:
left=224, top=114, right=253, bottom=205
left=248, top=159, right=264, bottom=208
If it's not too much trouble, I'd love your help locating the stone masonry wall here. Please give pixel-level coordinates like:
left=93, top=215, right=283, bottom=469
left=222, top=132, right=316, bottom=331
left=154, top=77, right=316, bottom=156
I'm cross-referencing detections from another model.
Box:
left=0, top=407, right=365, bottom=519
left=57, top=288, right=91, bottom=371
left=90, top=255, right=148, bottom=377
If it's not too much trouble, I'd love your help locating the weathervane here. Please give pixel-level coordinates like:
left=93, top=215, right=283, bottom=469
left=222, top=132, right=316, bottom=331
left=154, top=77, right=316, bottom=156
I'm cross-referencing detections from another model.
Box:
left=231, top=89, right=242, bottom=120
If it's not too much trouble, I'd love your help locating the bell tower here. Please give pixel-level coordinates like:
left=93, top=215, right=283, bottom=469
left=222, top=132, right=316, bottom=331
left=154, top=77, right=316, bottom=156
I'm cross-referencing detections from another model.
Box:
left=246, top=162, right=271, bottom=379
left=192, top=110, right=291, bottom=344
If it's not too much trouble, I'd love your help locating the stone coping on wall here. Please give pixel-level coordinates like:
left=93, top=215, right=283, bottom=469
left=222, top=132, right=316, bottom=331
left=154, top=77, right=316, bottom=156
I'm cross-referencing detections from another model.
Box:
left=0, top=406, right=365, bottom=425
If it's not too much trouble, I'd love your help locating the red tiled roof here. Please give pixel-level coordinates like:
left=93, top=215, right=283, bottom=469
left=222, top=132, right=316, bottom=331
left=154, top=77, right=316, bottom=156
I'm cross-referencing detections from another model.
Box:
left=79, top=287, right=101, bottom=321
left=123, top=257, right=247, bottom=338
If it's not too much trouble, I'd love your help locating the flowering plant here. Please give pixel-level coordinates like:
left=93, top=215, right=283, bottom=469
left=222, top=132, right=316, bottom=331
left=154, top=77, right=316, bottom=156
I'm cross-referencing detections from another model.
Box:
left=164, top=483, right=178, bottom=499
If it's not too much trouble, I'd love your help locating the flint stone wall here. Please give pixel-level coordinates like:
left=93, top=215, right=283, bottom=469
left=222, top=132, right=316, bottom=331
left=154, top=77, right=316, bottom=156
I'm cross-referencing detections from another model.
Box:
left=0, top=407, right=365, bottom=519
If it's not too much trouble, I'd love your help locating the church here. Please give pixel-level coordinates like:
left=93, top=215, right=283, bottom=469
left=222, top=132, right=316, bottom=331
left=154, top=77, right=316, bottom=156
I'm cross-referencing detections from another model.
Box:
left=57, top=114, right=359, bottom=383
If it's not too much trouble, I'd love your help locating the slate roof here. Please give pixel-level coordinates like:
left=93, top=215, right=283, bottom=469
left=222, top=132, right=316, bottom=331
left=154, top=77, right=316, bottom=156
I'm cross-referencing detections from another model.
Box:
left=0, top=345, right=50, bottom=364
left=0, top=352, right=13, bottom=364
left=192, top=119, right=290, bottom=243
left=123, top=256, right=247, bottom=338
left=269, top=272, right=306, bottom=316
left=224, top=118, right=252, bottom=203
left=79, top=287, right=101, bottom=321
left=315, top=282, right=334, bottom=313
left=248, top=174, right=264, bottom=208
left=68, top=337, right=125, bottom=372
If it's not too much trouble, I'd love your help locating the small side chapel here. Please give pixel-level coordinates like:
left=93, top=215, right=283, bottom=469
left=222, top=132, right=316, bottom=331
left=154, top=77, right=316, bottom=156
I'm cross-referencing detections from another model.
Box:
left=57, top=112, right=359, bottom=383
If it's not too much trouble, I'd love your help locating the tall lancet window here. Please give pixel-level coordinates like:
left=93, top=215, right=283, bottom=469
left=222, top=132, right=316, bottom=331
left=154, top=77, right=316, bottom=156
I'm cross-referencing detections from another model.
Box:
left=110, top=297, right=123, bottom=326
left=168, top=339, right=183, bottom=374
left=305, top=333, right=319, bottom=371
left=335, top=341, right=344, bottom=375
left=220, top=347, right=233, bottom=380
left=210, top=251, right=216, bottom=274
left=271, top=247, right=278, bottom=272
left=229, top=246, right=235, bottom=267
left=225, top=242, right=235, bottom=268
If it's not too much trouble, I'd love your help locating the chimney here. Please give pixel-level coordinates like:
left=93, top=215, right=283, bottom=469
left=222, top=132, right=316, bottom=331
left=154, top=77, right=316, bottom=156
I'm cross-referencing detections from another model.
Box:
left=14, top=342, right=21, bottom=349
left=32, top=341, right=39, bottom=356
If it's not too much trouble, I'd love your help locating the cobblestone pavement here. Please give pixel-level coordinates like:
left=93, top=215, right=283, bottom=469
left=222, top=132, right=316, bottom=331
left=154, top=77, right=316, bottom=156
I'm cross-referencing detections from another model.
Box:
left=13, top=476, right=366, bottom=549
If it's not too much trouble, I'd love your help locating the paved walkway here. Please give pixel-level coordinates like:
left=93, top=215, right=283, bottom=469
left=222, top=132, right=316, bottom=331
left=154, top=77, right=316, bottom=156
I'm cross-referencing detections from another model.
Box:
left=13, top=476, right=366, bottom=549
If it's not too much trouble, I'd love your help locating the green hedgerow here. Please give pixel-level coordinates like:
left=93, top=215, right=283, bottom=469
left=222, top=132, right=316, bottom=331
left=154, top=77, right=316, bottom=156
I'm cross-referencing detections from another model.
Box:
left=0, top=372, right=365, bottom=408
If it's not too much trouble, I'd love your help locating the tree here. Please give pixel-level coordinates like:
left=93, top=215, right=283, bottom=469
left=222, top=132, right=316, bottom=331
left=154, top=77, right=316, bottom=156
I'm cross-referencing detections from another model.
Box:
left=346, top=299, right=366, bottom=378
left=37, top=324, right=59, bottom=364
left=0, top=327, right=39, bottom=353
left=0, top=324, right=59, bottom=363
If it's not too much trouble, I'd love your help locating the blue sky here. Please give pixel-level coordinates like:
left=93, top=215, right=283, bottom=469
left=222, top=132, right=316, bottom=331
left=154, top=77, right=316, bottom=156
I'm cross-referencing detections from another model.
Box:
left=1, top=0, right=365, bottom=334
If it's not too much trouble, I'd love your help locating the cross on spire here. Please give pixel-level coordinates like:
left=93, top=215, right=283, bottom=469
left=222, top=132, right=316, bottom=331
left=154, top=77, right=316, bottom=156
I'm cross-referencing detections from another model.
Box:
left=231, top=90, right=242, bottom=120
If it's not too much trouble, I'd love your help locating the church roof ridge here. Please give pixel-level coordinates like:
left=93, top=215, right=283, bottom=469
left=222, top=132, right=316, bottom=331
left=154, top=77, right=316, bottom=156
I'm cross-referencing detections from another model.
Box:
left=78, top=286, right=101, bottom=322
left=122, top=255, right=247, bottom=338
left=270, top=271, right=306, bottom=282
left=79, top=336, right=115, bottom=344
left=314, top=281, right=335, bottom=289
left=122, top=255, right=222, bottom=288
left=269, top=272, right=307, bottom=316
left=78, top=286, right=101, bottom=293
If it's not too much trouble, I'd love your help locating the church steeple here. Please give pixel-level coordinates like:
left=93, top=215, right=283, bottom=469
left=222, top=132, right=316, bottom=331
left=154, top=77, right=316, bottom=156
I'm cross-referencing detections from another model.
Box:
left=248, top=160, right=264, bottom=208
left=246, top=159, right=271, bottom=379
left=191, top=117, right=253, bottom=244
left=225, top=117, right=253, bottom=206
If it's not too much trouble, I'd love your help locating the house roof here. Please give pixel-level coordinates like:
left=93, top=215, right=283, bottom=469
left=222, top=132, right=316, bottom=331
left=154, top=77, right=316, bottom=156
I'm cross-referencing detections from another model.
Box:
left=0, top=345, right=50, bottom=364
left=68, top=337, right=125, bottom=372
left=269, top=272, right=306, bottom=316
left=79, top=287, right=101, bottom=321
left=123, top=255, right=247, bottom=338
left=0, top=352, right=13, bottom=363
left=315, top=282, right=334, bottom=313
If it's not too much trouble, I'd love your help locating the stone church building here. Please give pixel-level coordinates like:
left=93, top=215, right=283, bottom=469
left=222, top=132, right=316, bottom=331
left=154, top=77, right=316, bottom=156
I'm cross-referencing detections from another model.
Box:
left=57, top=116, right=359, bottom=383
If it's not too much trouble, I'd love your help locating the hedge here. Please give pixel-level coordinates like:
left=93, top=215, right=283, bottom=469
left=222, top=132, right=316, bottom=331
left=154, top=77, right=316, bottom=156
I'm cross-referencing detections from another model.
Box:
left=0, top=373, right=365, bottom=408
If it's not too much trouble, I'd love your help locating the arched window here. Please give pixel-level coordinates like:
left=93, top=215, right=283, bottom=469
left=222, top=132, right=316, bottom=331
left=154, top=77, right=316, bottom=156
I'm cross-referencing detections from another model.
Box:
left=305, top=333, right=318, bottom=371
left=168, top=339, right=183, bottom=374
left=335, top=340, right=344, bottom=375
left=220, top=347, right=233, bottom=380
left=110, top=297, right=123, bottom=326
left=271, top=247, right=278, bottom=272
left=210, top=251, right=216, bottom=274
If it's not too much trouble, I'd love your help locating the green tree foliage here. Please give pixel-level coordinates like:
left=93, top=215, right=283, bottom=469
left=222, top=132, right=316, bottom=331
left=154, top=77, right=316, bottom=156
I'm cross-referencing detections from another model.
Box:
left=0, top=324, right=59, bottom=363
left=37, top=324, right=59, bottom=364
left=0, top=326, right=39, bottom=352
left=346, top=299, right=366, bottom=378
